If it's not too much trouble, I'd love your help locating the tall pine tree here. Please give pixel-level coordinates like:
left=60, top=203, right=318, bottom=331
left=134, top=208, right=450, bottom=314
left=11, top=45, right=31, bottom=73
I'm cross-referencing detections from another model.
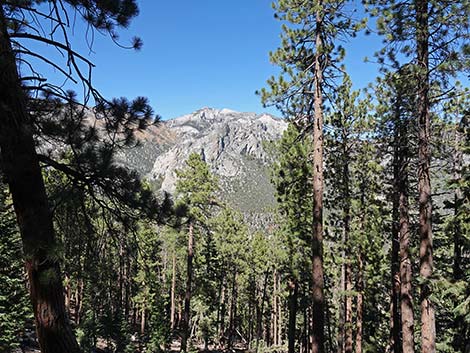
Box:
left=260, top=2, right=363, bottom=350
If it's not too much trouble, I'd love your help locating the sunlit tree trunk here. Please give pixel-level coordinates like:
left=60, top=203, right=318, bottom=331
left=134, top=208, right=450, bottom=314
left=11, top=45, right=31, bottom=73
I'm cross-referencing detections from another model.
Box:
left=311, top=6, right=325, bottom=353
left=415, top=1, right=436, bottom=352
left=141, top=303, right=146, bottom=335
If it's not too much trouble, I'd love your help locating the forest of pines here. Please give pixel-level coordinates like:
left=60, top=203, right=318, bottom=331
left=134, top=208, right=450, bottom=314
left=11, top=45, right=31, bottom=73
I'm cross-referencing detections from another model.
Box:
left=0, top=1, right=469, bottom=353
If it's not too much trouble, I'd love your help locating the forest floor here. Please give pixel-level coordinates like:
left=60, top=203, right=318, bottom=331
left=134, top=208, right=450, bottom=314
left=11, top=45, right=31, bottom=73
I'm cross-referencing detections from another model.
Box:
left=167, top=340, right=248, bottom=352
left=21, top=341, right=249, bottom=353
left=22, top=347, right=248, bottom=353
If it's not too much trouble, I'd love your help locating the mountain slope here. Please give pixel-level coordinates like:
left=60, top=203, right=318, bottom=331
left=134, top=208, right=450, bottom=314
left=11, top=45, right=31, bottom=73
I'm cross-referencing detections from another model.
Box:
left=119, top=107, right=287, bottom=213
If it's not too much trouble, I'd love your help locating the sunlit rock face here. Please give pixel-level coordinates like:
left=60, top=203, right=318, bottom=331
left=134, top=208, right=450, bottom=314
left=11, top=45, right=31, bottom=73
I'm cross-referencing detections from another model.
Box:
left=118, top=107, right=287, bottom=214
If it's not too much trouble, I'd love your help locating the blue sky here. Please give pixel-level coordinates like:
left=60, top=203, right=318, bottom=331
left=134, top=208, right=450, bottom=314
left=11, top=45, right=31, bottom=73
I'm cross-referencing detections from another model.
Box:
left=27, top=1, right=383, bottom=120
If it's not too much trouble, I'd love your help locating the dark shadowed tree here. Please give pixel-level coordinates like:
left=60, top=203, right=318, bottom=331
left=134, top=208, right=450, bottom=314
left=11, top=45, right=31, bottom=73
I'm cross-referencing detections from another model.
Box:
left=0, top=1, right=160, bottom=351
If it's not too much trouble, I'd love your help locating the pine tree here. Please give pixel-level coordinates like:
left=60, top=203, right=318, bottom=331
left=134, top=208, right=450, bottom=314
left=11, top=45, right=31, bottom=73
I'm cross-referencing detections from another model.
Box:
left=41, top=156, right=166, bottom=352
left=325, top=75, right=364, bottom=353
left=272, top=123, right=312, bottom=353
left=0, top=1, right=157, bottom=350
left=212, top=208, right=249, bottom=349
left=260, top=2, right=363, bottom=350
left=365, top=2, right=470, bottom=351
left=175, top=152, right=219, bottom=352
left=374, top=68, right=418, bottom=353
left=431, top=90, right=470, bottom=352
left=0, top=180, right=32, bottom=352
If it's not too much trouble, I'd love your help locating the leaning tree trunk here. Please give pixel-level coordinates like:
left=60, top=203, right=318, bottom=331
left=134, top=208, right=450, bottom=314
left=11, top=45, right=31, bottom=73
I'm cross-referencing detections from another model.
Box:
left=311, top=6, right=325, bottom=353
left=181, top=221, right=194, bottom=352
left=415, top=1, right=436, bottom=352
left=0, top=6, right=81, bottom=353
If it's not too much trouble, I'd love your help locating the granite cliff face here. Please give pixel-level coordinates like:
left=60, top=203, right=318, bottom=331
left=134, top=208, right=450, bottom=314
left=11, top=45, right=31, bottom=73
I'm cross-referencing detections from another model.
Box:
left=119, top=107, right=287, bottom=213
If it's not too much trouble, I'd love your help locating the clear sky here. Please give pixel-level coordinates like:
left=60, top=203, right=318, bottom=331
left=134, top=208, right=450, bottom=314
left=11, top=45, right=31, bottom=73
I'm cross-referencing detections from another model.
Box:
left=27, top=1, right=384, bottom=120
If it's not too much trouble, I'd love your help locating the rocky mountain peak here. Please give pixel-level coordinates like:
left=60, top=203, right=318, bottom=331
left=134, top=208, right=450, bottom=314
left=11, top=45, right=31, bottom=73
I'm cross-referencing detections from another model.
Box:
left=120, top=108, right=287, bottom=213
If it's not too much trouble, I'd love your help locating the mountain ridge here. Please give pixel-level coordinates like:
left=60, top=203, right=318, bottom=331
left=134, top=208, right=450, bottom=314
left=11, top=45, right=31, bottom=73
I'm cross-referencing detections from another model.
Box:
left=118, top=107, right=288, bottom=214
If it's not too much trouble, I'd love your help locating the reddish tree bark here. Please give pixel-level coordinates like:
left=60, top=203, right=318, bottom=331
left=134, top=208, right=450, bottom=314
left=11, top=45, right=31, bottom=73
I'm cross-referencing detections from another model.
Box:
left=355, top=250, right=364, bottom=353
left=0, top=6, right=80, bottom=353
left=415, top=1, right=436, bottom=352
left=311, top=6, right=325, bottom=353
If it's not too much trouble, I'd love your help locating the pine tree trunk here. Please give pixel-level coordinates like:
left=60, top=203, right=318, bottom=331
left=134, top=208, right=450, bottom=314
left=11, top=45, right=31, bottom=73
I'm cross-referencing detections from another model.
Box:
left=451, top=125, right=465, bottom=350
left=178, top=300, right=182, bottom=329
left=266, top=306, right=271, bottom=346
left=393, top=95, right=415, bottom=353
left=399, top=146, right=415, bottom=353
left=344, top=255, right=353, bottom=352
left=338, top=260, right=345, bottom=353
left=273, top=270, right=278, bottom=346
left=391, top=135, right=402, bottom=353
left=303, top=304, right=308, bottom=353
left=452, top=127, right=463, bottom=281
left=171, top=251, right=177, bottom=331
left=343, top=158, right=353, bottom=353
left=125, top=249, right=131, bottom=320
left=141, top=303, right=146, bottom=335
left=65, top=274, right=71, bottom=314
left=312, top=6, right=325, bottom=353
left=288, top=278, right=298, bottom=353
left=277, top=274, right=283, bottom=346
left=355, top=250, right=364, bottom=353
left=355, top=187, right=369, bottom=353
left=181, top=220, right=194, bottom=352
left=119, top=243, right=124, bottom=312
left=77, top=279, right=84, bottom=325
left=256, top=269, right=270, bottom=353
left=325, top=297, right=334, bottom=352
left=220, top=282, right=226, bottom=344
left=415, top=1, right=436, bottom=352
left=228, top=271, right=238, bottom=349
left=0, top=7, right=81, bottom=353
left=249, top=293, right=254, bottom=346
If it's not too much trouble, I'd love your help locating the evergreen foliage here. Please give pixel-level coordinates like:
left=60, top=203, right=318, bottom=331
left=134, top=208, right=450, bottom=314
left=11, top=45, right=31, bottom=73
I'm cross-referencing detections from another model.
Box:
left=0, top=1, right=469, bottom=353
left=0, top=181, right=32, bottom=352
